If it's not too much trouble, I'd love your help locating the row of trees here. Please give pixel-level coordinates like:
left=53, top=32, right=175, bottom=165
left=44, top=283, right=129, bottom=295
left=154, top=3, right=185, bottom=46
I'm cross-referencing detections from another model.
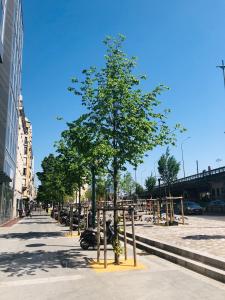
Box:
left=37, top=147, right=180, bottom=205
left=121, top=147, right=181, bottom=197
left=37, top=35, right=184, bottom=263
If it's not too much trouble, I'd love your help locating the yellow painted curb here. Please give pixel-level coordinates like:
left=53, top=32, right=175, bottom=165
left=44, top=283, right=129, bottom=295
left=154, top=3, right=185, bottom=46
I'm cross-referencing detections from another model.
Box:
left=64, top=232, right=80, bottom=238
left=90, top=258, right=146, bottom=273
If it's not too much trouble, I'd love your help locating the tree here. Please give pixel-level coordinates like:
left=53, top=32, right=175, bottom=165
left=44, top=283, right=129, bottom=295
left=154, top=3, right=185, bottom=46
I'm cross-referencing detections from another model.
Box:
left=120, top=172, right=136, bottom=196
left=158, top=147, right=180, bottom=194
left=69, top=35, right=183, bottom=264
left=37, top=154, right=67, bottom=206
left=56, top=115, right=110, bottom=227
left=135, top=183, right=145, bottom=197
left=145, top=175, right=156, bottom=196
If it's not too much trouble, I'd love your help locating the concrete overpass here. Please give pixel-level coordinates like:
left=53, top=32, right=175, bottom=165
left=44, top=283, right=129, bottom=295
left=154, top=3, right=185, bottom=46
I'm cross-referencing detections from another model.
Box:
left=154, top=166, right=225, bottom=201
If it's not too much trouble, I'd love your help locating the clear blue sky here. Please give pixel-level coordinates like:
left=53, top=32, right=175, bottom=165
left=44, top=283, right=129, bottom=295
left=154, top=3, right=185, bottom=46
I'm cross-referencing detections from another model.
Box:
left=22, top=0, right=225, bottom=186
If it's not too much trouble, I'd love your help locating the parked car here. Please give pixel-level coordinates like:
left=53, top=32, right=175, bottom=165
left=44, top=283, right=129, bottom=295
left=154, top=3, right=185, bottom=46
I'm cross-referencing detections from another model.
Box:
left=177, top=201, right=203, bottom=215
left=206, top=200, right=225, bottom=213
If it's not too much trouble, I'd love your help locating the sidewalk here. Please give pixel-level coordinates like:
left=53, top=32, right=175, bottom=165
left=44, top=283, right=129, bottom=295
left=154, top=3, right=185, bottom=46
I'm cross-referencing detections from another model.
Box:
left=0, top=213, right=225, bottom=300
left=131, top=215, right=225, bottom=259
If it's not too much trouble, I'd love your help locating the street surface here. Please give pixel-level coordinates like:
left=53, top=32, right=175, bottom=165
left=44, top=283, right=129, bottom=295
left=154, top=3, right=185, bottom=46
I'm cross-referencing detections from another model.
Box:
left=0, top=213, right=225, bottom=300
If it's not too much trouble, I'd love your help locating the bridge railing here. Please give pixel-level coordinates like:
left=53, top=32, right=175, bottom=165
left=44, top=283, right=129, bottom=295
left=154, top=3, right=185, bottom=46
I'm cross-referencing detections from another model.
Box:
left=174, top=166, right=225, bottom=184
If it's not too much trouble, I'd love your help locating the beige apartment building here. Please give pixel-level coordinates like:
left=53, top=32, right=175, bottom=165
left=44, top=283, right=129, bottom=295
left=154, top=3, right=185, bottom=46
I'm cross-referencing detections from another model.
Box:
left=14, top=96, right=35, bottom=216
left=22, top=117, right=35, bottom=202
left=13, top=96, right=26, bottom=217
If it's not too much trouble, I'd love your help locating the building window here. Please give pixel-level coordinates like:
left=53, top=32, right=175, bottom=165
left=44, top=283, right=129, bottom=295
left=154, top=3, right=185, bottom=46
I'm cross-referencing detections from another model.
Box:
left=23, top=168, right=26, bottom=176
left=24, top=146, right=27, bottom=155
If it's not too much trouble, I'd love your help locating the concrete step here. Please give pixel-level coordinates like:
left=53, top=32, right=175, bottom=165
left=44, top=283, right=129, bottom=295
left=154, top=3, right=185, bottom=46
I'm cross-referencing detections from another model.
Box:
left=121, top=237, right=225, bottom=283
left=122, top=235, right=225, bottom=283
left=125, top=232, right=225, bottom=271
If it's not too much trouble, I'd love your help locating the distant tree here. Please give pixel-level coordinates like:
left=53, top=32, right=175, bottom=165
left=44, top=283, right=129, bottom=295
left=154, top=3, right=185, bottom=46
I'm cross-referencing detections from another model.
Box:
left=157, top=147, right=180, bottom=194
left=120, top=172, right=136, bottom=196
left=37, top=154, right=67, bottom=207
left=145, top=175, right=156, bottom=196
left=135, top=183, right=145, bottom=197
left=96, top=175, right=107, bottom=201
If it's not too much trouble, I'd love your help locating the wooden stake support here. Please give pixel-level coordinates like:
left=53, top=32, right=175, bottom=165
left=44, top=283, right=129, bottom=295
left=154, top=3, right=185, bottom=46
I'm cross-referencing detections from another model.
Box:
left=123, top=210, right=127, bottom=261
left=166, top=199, right=169, bottom=226
left=181, top=198, right=185, bottom=225
left=97, top=210, right=101, bottom=263
left=69, top=204, right=73, bottom=235
left=131, top=208, right=137, bottom=267
left=103, top=209, right=107, bottom=269
left=157, top=200, right=160, bottom=225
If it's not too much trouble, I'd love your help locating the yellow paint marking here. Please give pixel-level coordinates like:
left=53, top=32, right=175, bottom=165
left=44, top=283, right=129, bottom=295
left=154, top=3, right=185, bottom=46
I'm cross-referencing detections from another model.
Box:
left=64, top=232, right=80, bottom=238
left=90, top=258, right=146, bottom=273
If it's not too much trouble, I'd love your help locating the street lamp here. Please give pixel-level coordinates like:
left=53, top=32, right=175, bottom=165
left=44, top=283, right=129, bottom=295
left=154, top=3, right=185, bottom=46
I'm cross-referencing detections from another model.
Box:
left=181, top=137, right=191, bottom=178
left=216, top=60, right=225, bottom=90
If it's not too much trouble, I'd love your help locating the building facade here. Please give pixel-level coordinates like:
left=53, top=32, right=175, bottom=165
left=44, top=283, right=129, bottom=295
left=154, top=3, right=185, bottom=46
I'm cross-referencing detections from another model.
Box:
left=0, top=0, right=23, bottom=224
left=14, top=95, right=26, bottom=216
left=14, top=96, right=36, bottom=217
left=22, top=117, right=35, bottom=203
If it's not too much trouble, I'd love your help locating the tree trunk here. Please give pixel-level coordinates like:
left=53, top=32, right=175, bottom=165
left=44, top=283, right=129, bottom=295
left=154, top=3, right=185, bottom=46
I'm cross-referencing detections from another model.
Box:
left=91, top=166, right=96, bottom=228
left=78, top=179, right=81, bottom=235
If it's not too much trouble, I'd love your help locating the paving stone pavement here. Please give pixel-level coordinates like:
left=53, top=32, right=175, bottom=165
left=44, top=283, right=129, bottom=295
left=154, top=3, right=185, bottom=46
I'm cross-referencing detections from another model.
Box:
left=0, top=213, right=225, bottom=300
left=132, top=215, right=225, bottom=259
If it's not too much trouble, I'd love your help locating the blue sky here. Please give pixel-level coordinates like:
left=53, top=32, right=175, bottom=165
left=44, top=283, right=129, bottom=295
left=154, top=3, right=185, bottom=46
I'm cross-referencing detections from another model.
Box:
left=22, top=0, right=225, bottom=186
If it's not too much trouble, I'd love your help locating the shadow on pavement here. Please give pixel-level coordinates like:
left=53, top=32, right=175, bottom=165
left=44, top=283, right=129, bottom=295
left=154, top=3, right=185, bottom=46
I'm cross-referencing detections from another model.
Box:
left=0, top=249, right=90, bottom=277
left=0, top=231, right=64, bottom=240
left=183, top=235, right=225, bottom=240
left=19, top=221, right=56, bottom=225
left=26, top=243, right=46, bottom=247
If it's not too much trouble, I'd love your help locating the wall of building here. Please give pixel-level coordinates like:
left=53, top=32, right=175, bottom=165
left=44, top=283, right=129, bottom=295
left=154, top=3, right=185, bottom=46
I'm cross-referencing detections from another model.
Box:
left=0, top=0, right=23, bottom=224
left=22, top=118, right=35, bottom=202
left=14, top=95, right=26, bottom=217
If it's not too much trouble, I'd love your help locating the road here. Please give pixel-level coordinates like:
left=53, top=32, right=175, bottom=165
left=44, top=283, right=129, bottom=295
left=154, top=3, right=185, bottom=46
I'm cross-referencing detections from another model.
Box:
left=0, top=213, right=224, bottom=300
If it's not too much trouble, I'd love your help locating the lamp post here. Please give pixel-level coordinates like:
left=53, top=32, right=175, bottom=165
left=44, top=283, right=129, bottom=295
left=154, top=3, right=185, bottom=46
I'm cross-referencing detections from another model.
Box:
left=216, top=60, right=225, bottom=90
left=181, top=137, right=191, bottom=178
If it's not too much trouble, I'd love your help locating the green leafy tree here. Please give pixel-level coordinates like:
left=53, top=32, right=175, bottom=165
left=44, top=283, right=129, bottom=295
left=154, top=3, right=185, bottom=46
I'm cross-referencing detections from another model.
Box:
left=135, top=183, right=145, bottom=197
left=69, top=35, right=183, bottom=264
left=37, top=154, right=67, bottom=207
left=145, top=175, right=156, bottom=197
left=158, top=147, right=180, bottom=194
left=56, top=115, right=111, bottom=227
left=120, top=172, right=135, bottom=196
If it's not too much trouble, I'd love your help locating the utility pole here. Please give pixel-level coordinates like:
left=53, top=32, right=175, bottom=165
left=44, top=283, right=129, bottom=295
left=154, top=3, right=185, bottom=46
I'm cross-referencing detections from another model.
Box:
left=216, top=60, right=225, bottom=89
left=196, top=160, right=199, bottom=174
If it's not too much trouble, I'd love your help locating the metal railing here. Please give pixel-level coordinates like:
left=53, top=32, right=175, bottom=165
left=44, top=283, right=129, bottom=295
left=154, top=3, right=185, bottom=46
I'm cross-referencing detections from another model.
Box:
left=174, top=166, right=225, bottom=184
